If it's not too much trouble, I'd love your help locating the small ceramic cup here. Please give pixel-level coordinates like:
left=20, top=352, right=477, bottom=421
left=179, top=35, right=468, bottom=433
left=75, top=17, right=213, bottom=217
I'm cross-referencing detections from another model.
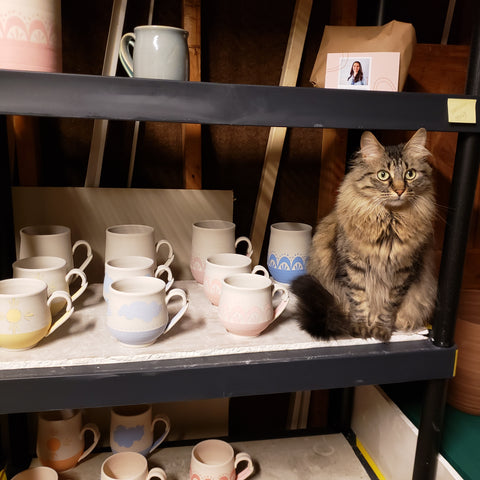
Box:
left=36, top=409, right=100, bottom=472
left=0, top=278, right=74, bottom=350
left=11, top=467, right=58, bottom=480
left=107, top=276, right=188, bottom=347
left=110, top=404, right=170, bottom=455
left=218, top=273, right=289, bottom=336
left=190, top=439, right=254, bottom=480
left=190, top=220, right=253, bottom=284
left=103, top=256, right=174, bottom=302
left=203, top=253, right=269, bottom=306
left=101, top=452, right=167, bottom=480
left=267, top=222, right=312, bottom=284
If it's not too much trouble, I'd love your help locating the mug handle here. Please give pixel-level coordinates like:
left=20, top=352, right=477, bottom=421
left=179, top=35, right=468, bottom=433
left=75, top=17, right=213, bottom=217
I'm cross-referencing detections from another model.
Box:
left=155, top=239, right=174, bottom=268
left=154, top=265, right=174, bottom=291
left=235, top=236, right=253, bottom=258
left=65, top=268, right=88, bottom=302
left=119, top=32, right=135, bottom=77
left=147, top=467, right=168, bottom=480
left=72, top=239, right=93, bottom=272
left=46, top=291, right=74, bottom=336
left=252, top=265, right=269, bottom=276
left=272, top=284, right=289, bottom=320
left=164, top=288, right=189, bottom=334
left=235, top=452, right=255, bottom=480
left=77, top=422, right=100, bottom=463
left=149, top=413, right=171, bottom=454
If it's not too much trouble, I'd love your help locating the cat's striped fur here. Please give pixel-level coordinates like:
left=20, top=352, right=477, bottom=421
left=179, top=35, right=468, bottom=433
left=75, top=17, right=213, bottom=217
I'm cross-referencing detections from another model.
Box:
left=291, top=129, right=437, bottom=342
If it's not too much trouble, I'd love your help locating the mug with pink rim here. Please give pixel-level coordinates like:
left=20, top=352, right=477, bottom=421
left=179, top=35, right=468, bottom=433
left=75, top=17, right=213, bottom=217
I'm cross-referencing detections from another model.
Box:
left=11, top=466, right=58, bottom=480
left=203, top=253, right=268, bottom=306
left=190, top=220, right=253, bottom=284
left=218, top=273, right=289, bottom=336
left=190, top=439, right=254, bottom=480
left=101, top=451, right=167, bottom=480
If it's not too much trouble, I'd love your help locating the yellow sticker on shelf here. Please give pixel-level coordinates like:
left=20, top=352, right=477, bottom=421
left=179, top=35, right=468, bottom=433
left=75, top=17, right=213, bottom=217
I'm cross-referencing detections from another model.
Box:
left=447, top=98, right=477, bottom=124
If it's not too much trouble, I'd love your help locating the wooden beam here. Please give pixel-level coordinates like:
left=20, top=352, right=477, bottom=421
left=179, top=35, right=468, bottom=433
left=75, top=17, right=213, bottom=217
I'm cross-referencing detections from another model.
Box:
left=250, top=0, right=312, bottom=265
left=182, top=0, right=202, bottom=189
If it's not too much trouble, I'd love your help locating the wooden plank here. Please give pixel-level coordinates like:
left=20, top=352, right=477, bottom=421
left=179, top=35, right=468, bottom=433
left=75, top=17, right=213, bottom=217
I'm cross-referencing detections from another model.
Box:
left=11, top=116, right=41, bottom=186
left=250, top=0, right=312, bottom=265
left=182, top=0, right=202, bottom=189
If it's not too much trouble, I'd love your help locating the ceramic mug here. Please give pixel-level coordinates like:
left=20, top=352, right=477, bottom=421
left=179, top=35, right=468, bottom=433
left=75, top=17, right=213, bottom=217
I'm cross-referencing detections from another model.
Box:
left=106, top=276, right=188, bottom=347
left=105, top=225, right=174, bottom=270
left=190, top=220, right=253, bottom=284
left=218, top=273, right=289, bottom=336
left=18, top=225, right=92, bottom=273
left=101, top=452, right=167, bottom=480
left=11, top=467, right=58, bottom=480
left=0, top=278, right=73, bottom=350
left=119, top=25, right=189, bottom=80
left=36, top=409, right=100, bottom=472
left=267, top=222, right=312, bottom=284
left=190, top=439, right=254, bottom=480
left=203, top=253, right=269, bottom=306
left=110, top=404, right=170, bottom=455
left=13, top=256, right=88, bottom=314
left=103, top=256, right=174, bottom=302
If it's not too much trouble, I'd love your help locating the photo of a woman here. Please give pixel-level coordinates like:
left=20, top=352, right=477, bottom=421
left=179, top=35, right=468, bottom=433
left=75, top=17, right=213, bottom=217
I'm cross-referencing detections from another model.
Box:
left=347, top=61, right=365, bottom=85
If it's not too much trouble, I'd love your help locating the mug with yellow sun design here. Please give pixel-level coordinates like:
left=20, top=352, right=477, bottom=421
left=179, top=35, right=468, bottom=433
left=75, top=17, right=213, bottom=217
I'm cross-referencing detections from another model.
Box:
left=0, top=278, right=74, bottom=350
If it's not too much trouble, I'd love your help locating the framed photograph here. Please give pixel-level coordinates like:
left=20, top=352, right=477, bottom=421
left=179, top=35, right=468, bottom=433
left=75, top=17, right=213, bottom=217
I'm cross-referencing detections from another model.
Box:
left=325, top=52, right=400, bottom=91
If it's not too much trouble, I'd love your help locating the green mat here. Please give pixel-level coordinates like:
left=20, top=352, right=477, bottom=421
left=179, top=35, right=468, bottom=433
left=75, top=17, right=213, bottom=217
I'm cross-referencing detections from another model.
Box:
left=382, top=382, right=480, bottom=480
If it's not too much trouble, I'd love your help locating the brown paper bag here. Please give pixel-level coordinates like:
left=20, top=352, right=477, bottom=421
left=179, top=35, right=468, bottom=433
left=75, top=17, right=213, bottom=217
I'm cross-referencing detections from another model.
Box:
left=310, top=20, right=416, bottom=91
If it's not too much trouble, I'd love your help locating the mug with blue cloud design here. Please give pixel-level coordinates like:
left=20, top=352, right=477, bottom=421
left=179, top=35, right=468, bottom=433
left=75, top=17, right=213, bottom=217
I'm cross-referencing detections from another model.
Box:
left=267, top=222, right=312, bottom=285
left=110, top=404, right=170, bottom=456
left=106, top=276, right=188, bottom=347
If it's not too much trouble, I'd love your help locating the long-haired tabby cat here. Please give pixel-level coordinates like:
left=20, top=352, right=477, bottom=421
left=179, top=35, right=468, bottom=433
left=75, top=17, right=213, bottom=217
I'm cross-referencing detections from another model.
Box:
left=291, top=128, right=437, bottom=342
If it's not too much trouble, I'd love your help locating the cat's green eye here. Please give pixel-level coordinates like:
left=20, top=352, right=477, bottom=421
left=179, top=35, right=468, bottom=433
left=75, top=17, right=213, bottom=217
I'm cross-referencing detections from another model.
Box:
left=405, top=169, right=417, bottom=180
left=377, top=170, right=390, bottom=181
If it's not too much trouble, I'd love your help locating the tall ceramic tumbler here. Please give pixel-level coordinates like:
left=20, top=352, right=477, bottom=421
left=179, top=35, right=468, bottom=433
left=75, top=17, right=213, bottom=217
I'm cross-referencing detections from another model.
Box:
left=267, top=222, right=312, bottom=284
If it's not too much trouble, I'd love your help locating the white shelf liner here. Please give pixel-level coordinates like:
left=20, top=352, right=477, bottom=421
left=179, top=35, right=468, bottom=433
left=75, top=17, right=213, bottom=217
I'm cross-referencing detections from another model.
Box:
left=0, top=281, right=428, bottom=371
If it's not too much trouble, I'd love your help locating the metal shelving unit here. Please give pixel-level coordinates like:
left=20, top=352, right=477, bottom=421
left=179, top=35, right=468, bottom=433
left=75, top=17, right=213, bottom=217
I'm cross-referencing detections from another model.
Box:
left=1, top=13, right=480, bottom=477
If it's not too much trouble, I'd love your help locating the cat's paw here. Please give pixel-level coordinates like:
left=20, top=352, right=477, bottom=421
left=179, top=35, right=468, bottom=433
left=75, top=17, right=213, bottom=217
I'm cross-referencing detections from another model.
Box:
left=370, top=325, right=393, bottom=342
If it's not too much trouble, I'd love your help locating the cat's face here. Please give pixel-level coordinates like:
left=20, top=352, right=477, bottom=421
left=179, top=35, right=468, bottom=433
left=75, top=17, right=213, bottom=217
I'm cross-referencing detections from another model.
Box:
left=353, top=129, right=433, bottom=210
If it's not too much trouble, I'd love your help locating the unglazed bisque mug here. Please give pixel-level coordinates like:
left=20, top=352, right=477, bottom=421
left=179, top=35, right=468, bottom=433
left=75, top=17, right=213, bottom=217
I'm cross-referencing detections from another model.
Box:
left=36, top=409, right=100, bottom=472
left=103, top=256, right=174, bottom=302
left=110, top=404, right=170, bottom=455
left=203, top=253, right=269, bottom=306
left=190, top=220, right=253, bottom=284
left=13, top=256, right=88, bottom=315
left=18, top=225, right=92, bottom=273
left=119, top=25, right=189, bottom=80
left=218, top=273, right=289, bottom=336
left=11, top=466, right=58, bottom=480
left=0, top=278, right=73, bottom=350
left=107, top=276, right=188, bottom=347
left=190, top=439, right=254, bottom=480
left=105, top=225, right=174, bottom=270
left=101, top=452, right=167, bottom=480
left=267, top=222, right=312, bottom=284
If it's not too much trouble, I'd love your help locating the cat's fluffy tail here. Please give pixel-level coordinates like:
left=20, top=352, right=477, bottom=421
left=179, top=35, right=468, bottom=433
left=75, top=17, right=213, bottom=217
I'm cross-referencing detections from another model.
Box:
left=290, top=274, right=351, bottom=339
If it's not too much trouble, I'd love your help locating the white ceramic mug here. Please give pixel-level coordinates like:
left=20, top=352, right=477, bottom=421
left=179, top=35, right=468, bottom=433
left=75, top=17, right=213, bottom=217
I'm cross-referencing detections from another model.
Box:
left=36, top=409, right=100, bottom=472
left=110, top=404, right=170, bottom=455
left=18, top=225, right=92, bottom=273
left=0, top=278, right=74, bottom=350
left=119, top=25, right=189, bottom=80
left=107, top=276, right=188, bottom=347
left=101, top=452, right=167, bottom=480
left=11, top=467, right=58, bottom=480
left=218, top=273, right=289, bottom=336
left=103, top=256, right=174, bottom=302
left=190, top=220, right=253, bottom=284
left=105, top=225, right=174, bottom=270
left=190, top=439, right=254, bottom=480
left=13, top=256, right=88, bottom=314
left=203, top=253, right=269, bottom=306
left=267, top=222, right=312, bottom=284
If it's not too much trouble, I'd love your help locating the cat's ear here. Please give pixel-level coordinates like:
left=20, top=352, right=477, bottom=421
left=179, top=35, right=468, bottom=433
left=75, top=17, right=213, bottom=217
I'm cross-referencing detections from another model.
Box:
left=360, top=131, right=384, bottom=162
left=403, top=128, right=431, bottom=160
